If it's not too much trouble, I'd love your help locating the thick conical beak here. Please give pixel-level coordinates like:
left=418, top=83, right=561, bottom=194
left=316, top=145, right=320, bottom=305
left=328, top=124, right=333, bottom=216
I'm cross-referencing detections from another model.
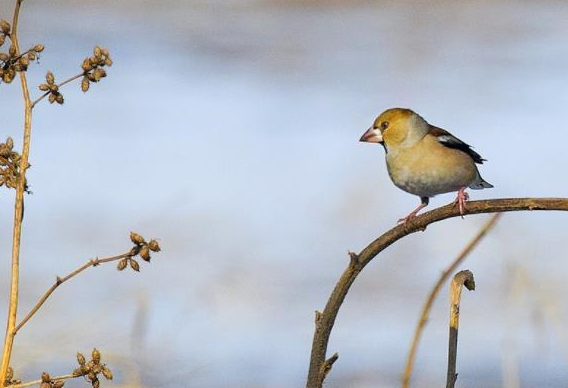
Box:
left=359, top=126, right=383, bottom=143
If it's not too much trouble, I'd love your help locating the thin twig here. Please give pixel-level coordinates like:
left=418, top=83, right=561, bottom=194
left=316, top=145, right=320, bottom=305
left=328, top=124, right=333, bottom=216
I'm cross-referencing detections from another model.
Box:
left=14, top=250, right=134, bottom=334
left=446, top=270, right=475, bottom=388
left=31, top=72, right=83, bottom=109
left=306, top=197, right=568, bottom=388
left=6, top=374, right=76, bottom=388
left=0, top=0, right=33, bottom=382
left=401, top=213, right=501, bottom=388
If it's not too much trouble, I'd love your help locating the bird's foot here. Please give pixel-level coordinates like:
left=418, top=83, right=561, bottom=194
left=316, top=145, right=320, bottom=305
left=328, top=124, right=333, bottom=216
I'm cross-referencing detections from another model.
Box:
left=453, top=187, right=469, bottom=218
left=397, top=200, right=429, bottom=224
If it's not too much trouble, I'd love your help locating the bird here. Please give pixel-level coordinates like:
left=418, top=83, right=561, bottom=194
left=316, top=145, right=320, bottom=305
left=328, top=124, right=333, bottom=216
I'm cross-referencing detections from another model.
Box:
left=359, top=108, right=493, bottom=223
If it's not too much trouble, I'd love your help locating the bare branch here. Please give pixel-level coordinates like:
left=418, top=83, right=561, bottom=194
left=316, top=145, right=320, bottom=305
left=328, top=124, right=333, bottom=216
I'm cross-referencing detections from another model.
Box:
left=14, top=250, right=135, bottom=334
left=402, top=213, right=501, bottom=388
left=446, top=270, right=475, bottom=388
left=6, top=373, right=75, bottom=388
left=31, top=72, right=83, bottom=108
left=306, top=197, right=568, bottom=388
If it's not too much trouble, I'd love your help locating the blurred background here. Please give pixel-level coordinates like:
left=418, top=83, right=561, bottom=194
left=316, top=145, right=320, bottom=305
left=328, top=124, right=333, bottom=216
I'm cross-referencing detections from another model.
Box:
left=1, top=1, right=568, bottom=387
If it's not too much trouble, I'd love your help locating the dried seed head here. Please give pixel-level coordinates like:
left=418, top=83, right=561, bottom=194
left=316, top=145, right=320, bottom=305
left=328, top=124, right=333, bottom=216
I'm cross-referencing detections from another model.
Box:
left=101, top=366, right=113, bottom=380
left=129, top=259, right=140, bottom=272
left=0, top=52, right=9, bottom=61
left=6, top=366, right=13, bottom=380
left=41, top=372, right=51, bottom=383
left=81, top=58, right=92, bottom=72
left=93, top=46, right=102, bottom=58
left=45, top=71, right=54, bottom=84
left=117, top=258, right=127, bottom=271
left=28, top=51, right=36, bottom=61
left=19, top=56, right=29, bottom=67
left=92, top=348, right=101, bottom=363
left=48, top=93, right=56, bottom=104
left=92, top=68, right=106, bottom=82
left=6, top=137, right=13, bottom=150
left=81, top=77, right=90, bottom=92
left=87, top=372, right=96, bottom=381
left=139, top=246, right=151, bottom=262
left=55, top=93, right=64, bottom=105
left=40, top=383, right=50, bottom=388
left=39, top=83, right=49, bottom=91
left=49, top=84, right=59, bottom=92
left=53, top=380, right=65, bottom=388
left=0, top=20, right=10, bottom=34
left=130, top=232, right=145, bottom=245
left=72, top=367, right=83, bottom=377
left=77, top=352, right=86, bottom=365
left=33, top=44, right=45, bottom=52
left=91, top=378, right=100, bottom=388
left=148, top=239, right=161, bottom=252
left=104, top=57, right=113, bottom=67
left=0, top=35, right=5, bottom=47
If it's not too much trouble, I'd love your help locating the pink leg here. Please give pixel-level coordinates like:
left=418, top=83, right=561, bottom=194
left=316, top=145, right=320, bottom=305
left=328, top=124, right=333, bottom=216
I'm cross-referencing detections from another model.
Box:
left=398, top=197, right=429, bottom=224
left=454, top=187, right=470, bottom=217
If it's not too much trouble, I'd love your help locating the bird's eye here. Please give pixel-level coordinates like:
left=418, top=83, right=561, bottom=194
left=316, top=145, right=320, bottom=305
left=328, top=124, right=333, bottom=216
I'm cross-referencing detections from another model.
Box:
left=380, top=121, right=390, bottom=130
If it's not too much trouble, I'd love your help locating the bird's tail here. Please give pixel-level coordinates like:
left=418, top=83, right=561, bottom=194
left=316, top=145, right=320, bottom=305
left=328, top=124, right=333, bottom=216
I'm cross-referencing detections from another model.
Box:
left=469, top=176, right=493, bottom=190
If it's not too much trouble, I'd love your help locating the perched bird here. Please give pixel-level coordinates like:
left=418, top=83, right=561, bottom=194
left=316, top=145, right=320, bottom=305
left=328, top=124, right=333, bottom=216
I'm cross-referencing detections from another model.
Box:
left=359, top=108, right=493, bottom=223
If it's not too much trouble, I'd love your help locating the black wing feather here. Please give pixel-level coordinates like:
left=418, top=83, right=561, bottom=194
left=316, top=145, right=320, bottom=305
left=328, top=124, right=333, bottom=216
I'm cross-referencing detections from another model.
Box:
left=429, top=126, right=486, bottom=164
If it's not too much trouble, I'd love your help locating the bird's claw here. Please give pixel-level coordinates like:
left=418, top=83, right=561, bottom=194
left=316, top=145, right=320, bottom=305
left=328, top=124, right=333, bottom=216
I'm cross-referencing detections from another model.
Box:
left=454, top=187, right=469, bottom=218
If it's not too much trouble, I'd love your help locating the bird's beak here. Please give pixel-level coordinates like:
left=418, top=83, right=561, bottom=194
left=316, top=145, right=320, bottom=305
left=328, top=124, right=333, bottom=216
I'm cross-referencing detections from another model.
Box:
left=359, top=126, right=383, bottom=144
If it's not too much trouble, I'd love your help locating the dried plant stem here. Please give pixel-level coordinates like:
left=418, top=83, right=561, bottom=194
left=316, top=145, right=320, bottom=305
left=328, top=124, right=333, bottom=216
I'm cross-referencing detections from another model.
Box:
left=14, top=251, right=134, bottom=334
left=7, top=373, right=75, bottom=388
left=401, top=213, right=501, bottom=388
left=446, top=270, right=475, bottom=388
left=0, top=0, right=33, bottom=383
left=31, top=73, right=83, bottom=108
left=306, top=197, right=568, bottom=388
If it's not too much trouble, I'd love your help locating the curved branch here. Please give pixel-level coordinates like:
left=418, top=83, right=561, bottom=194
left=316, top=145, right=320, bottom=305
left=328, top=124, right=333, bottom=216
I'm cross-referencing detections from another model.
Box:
left=306, top=197, right=568, bottom=388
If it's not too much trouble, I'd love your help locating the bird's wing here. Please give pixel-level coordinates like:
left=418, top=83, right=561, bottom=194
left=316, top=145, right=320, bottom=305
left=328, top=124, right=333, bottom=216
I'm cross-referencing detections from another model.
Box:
left=428, top=126, right=486, bottom=164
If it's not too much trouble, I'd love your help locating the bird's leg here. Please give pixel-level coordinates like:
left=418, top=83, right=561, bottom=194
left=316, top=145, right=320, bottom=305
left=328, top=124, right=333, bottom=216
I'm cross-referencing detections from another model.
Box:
left=453, top=187, right=470, bottom=217
left=398, top=197, right=429, bottom=224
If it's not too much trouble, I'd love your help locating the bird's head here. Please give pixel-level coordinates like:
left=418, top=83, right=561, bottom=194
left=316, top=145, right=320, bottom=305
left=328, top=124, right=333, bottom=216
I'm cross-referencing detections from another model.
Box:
left=359, top=108, right=428, bottom=150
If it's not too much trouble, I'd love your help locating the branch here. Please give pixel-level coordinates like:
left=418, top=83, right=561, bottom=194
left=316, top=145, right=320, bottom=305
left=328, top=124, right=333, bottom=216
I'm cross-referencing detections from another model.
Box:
left=7, top=374, right=75, bottom=388
left=446, top=270, right=475, bottom=388
left=1, top=0, right=34, bottom=382
left=14, top=250, right=135, bottom=334
left=306, top=197, right=568, bottom=388
left=31, top=72, right=83, bottom=108
left=401, top=213, right=501, bottom=388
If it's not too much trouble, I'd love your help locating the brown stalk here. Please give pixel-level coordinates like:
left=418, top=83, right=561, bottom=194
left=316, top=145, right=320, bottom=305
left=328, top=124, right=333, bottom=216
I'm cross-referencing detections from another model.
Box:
left=0, top=0, right=33, bottom=382
left=7, top=374, right=75, bottom=388
left=446, top=270, right=475, bottom=388
left=14, top=251, right=134, bottom=334
left=401, top=213, right=501, bottom=388
left=306, top=197, right=568, bottom=388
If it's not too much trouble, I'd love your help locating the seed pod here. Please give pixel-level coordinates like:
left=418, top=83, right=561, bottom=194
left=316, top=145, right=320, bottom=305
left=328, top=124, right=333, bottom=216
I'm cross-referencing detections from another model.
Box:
left=28, top=51, right=36, bottom=61
left=40, top=383, right=50, bottom=388
left=55, top=93, right=64, bottom=105
left=49, top=84, right=59, bottom=92
left=139, top=246, right=151, bottom=262
left=72, top=367, right=83, bottom=377
left=117, top=258, right=127, bottom=271
left=101, top=48, right=109, bottom=57
left=6, top=366, right=13, bottom=380
left=129, top=259, right=140, bottom=272
left=81, top=58, right=92, bottom=72
left=104, top=58, right=113, bottom=67
left=0, top=35, right=5, bottom=47
left=0, top=20, right=10, bottom=34
left=53, top=380, right=65, bottom=388
left=93, top=68, right=106, bottom=81
left=48, top=93, right=56, bottom=104
left=45, top=71, right=54, bottom=84
left=87, top=372, right=96, bottom=381
left=39, top=84, right=49, bottom=91
left=130, top=232, right=145, bottom=245
left=19, top=56, right=29, bottom=66
left=0, top=52, right=8, bottom=61
left=148, top=239, right=161, bottom=252
left=101, top=366, right=113, bottom=380
left=91, top=378, right=100, bottom=388
left=81, top=77, right=90, bottom=92
left=77, top=352, right=86, bottom=365
left=93, top=46, right=102, bottom=57
left=33, top=44, right=44, bottom=52
left=6, top=137, right=13, bottom=149
left=41, top=372, right=51, bottom=383
left=9, top=44, right=16, bottom=56
left=92, top=348, right=101, bottom=363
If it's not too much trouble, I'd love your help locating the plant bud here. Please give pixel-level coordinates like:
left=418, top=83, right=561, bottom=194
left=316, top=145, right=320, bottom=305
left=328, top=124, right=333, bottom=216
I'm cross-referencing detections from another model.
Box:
left=101, top=366, right=113, bottom=380
left=92, top=348, right=101, bottom=363
left=81, top=77, right=90, bottom=92
left=41, top=372, right=51, bottom=383
left=129, top=259, right=140, bottom=272
left=33, top=44, right=44, bottom=52
left=117, top=258, right=127, bottom=271
left=139, top=246, right=151, bottom=262
left=130, top=232, right=145, bottom=245
left=77, top=352, right=86, bottom=365
left=0, top=20, right=10, bottom=34
left=148, top=239, right=161, bottom=252
left=45, top=71, right=54, bottom=84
